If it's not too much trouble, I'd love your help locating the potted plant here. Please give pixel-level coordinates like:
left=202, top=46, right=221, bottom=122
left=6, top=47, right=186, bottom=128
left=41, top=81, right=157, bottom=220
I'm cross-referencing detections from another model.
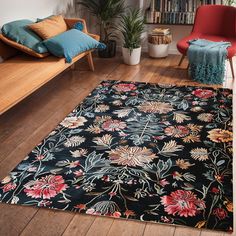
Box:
left=78, top=0, right=125, bottom=58
left=225, top=0, right=236, bottom=5
left=119, top=9, right=145, bottom=65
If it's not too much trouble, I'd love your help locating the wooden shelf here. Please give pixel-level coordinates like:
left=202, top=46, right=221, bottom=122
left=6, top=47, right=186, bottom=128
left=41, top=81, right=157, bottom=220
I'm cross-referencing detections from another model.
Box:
left=145, top=23, right=193, bottom=26
left=143, top=0, right=224, bottom=26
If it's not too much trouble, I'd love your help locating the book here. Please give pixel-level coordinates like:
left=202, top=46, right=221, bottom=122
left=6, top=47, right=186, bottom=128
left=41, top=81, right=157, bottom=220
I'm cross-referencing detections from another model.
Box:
left=145, top=0, right=223, bottom=24
left=152, top=27, right=170, bottom=35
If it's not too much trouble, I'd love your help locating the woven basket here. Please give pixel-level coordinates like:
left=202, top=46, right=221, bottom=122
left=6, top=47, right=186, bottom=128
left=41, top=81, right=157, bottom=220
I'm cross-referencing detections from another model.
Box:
left=148, top=34, right=172, bottom=45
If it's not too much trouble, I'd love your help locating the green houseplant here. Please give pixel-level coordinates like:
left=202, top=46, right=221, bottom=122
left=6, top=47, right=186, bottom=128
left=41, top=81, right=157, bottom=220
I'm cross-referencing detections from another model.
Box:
left=78, top=0, right=125, bottom=58
left=225, top=0, right=236, bottom=5
left=119, top=8, right=145, bottom=65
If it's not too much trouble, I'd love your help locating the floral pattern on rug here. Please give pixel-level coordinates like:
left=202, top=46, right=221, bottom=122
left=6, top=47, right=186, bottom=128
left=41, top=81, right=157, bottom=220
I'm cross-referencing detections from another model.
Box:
left=0, top=81, right=233, bottom=232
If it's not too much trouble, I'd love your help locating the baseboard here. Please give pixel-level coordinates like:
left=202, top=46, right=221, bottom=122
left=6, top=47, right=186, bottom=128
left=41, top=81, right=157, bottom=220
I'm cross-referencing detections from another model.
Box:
left=117, top=46, right=180, bottom=55
left=141, top=46, right=180, bottom=55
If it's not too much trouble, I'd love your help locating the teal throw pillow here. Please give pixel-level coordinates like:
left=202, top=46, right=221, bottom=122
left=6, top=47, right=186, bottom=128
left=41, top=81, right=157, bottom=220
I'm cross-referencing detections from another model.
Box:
left=2, top=19, right=48, bottom=54
left=43, top=29, right=106, bottom=63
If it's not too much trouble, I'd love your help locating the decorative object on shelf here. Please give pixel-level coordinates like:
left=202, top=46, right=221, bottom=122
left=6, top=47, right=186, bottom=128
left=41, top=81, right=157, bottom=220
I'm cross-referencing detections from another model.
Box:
left=148, top=27, right=172, bottom=58
left=119, top=9, right=145, bottom=65
left=78, top=0, right=125, bottom=58
left=144, top=0, right=223, bottom=25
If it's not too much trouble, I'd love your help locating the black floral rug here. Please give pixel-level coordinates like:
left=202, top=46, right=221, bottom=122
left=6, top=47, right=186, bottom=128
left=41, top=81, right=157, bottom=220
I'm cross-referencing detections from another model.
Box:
left=0, top=81, right=233, bottom=232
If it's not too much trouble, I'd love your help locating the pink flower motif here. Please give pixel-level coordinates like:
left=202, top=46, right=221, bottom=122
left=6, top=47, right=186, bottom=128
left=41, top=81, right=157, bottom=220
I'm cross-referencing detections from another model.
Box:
left=1, top=182, right=16, bottom=193
left=69, top=161, right=80, bottom=168
left=160, top=216, right=174, bottom=223
left=102, top=119, right=127, bottom=132
left=213, top=208, right=228, bottom=220
left=38, top=200, right=52, bottom=207
left=159, top=179, right=170, bottom=187
left=192, top=89, right=216, bottom=99
left=24, top=175, right=68, bottom=199
left=36, top=155, right=45, bottom=161
left=74, top=170, right=84, bottom=177
left=108, top=192, right=117, bottom=197
left=113, top=83, right=137, bottom=92
left=102, top=175, right=110, bottom=182
left=154, top=136, right=165, bottom=140
left=102, top=82, right=111, bottom=86
left=86, top=208, right=101, bottom=215
left=28, top=167, right=37, bottom=172
left=211, top=187, right=220, bottom=194
left=112, top=211, right=121, bottom=218
left=165, top=126, right=190, bottom=138
left=161, top=190, right=206, bottom=217
left=131, top=92, right=137, bottom=96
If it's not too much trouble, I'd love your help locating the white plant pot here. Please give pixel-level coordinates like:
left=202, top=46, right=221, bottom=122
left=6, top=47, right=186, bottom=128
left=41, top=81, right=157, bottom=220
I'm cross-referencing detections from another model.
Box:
left=148, top=43, right=170, bottom=58
left=122, top=47, right=141, bottom=66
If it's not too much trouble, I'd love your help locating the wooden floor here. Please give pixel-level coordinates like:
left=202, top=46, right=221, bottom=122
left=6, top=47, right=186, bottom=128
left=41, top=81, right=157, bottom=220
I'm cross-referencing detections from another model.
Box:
left=0, top=54, right=234, bottom=236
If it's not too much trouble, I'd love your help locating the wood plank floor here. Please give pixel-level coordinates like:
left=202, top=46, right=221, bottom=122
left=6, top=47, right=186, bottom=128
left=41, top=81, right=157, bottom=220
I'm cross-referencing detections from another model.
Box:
left=0, top=54, right=234, bottom=236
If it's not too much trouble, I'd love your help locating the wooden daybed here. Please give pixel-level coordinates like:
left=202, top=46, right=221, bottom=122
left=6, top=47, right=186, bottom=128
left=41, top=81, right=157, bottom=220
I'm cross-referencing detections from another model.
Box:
left=0, top=18, right=98, bottom=115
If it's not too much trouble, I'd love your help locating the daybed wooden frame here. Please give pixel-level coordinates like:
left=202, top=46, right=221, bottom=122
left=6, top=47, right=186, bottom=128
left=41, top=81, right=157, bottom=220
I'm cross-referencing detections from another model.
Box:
left=0, top=18, right=99, bottom=115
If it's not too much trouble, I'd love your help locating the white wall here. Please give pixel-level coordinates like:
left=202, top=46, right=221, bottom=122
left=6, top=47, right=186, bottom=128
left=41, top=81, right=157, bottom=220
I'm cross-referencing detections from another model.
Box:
left=0, top=0, right=76, bottom=27
left=0, top=0, right=191, bottom=54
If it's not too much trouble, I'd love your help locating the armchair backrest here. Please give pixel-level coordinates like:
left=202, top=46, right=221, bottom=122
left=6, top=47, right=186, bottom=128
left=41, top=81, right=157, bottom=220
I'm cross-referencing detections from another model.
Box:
left=192, top=5, right=236, bottom=38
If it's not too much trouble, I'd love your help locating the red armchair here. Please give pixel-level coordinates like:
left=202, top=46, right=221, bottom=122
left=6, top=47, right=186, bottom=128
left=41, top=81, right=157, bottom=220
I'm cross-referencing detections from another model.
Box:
left=177, top=5, right=236, bottom=79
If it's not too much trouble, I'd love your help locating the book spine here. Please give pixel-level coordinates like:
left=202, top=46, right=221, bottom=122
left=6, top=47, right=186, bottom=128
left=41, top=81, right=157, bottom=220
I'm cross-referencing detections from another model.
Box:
left=145, top=0, right=221, bottom=25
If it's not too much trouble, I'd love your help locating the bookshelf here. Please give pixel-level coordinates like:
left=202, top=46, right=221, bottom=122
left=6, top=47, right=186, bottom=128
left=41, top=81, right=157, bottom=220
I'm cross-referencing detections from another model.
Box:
left=144, top=0, right=224, bottom=25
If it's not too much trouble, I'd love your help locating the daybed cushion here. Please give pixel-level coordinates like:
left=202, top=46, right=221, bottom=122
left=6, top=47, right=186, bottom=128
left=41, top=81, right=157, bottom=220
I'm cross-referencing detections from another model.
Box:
left=43, top=29, right=106, bottom=63
left=29, top=15, right=68, bottom=40
left=1, top=19, right=48, bottom=56
left=0, top=34, right=48, bottom=58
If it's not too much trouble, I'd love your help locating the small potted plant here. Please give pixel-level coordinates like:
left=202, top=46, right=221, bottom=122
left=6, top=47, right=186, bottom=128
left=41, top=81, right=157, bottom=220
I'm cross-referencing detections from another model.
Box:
left=225, top=0, right=236, bottom=5
left=119, top=9, right=145, bottom=65
left=78, top=0, right=125, bottom=58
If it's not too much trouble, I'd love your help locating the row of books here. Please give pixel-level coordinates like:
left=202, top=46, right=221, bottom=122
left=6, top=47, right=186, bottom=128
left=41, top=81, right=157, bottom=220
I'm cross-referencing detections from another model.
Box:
left=146, top=11, right=196, bottom=24
left=152, top=0, right=223, bottom=12
left=146, top=0, right=223, bottom=24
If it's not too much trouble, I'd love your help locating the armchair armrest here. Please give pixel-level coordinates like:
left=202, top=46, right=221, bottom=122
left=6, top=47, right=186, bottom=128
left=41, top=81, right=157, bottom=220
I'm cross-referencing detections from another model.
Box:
left=88, top=33, right=100, bottom=42
left=64, top=18, right=100, bottom=42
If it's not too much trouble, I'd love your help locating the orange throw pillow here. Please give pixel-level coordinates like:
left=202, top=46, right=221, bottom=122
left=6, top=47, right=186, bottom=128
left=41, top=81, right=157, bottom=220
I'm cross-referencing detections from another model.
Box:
left=29, top=15, right=68, bottom=40
left=0, top=34, right=49, bottom=58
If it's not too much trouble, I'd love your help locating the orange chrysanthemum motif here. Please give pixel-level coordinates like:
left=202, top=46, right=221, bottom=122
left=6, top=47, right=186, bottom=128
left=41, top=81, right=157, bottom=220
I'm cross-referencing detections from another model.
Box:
left=197, top=113, right=214, bottom=122
left=112, top=83, right=137, bottom=92
left=60, top=116, right=87, bottom=129
left=208, top=129, right=233, bottom=143
left=190, top=148, right=209, bottom=161
left=165, top=126, right=190, bottom=138
left=138, top=102, right=173, bottom=114
left=107, top=146, right=157, bottom=167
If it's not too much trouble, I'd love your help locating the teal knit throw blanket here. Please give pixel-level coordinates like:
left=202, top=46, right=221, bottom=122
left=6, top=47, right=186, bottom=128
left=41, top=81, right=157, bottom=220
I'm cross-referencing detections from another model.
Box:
left=187, top=39, right=231, bottom=84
